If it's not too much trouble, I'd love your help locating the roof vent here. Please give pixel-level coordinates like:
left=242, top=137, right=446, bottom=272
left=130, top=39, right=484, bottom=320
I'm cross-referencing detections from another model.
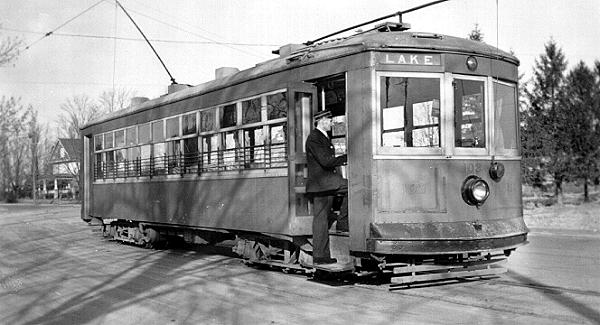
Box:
left=168, top=83, right=191, bottom=94
left=215, top=67, right=240, bottom=79
left=375, top=22, right=411, bottom=32
left=130, top=97, right=149, bottom=107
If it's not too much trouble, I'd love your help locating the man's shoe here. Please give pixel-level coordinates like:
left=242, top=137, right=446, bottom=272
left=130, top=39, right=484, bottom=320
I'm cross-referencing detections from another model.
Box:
left=314, top=257, right=337, bottom=265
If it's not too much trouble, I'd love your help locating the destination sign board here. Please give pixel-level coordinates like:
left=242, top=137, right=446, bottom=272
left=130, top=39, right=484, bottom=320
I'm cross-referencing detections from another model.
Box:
left=378, top=53, right=441, bottom=66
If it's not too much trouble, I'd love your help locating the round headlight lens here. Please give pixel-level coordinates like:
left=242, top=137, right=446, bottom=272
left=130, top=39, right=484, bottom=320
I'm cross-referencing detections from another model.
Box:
left=466, top=56, right=478, bottom=71
left=471, top=180, right=489, bottom=202
left=461, top=175, right=490, bottom=206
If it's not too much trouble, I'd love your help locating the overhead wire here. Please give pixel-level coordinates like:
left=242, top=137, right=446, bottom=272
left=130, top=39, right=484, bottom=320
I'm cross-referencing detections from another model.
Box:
left=2, top=27, right=279, bottom=47
left=124, top=0, right=237, bottom=45
left=122, top=0, right=273, bottom=59
left=22, top=0, right=105, bottom=51
left=112, top=0, right=118, bottom=99
left=116, top=1, right=271, bottom=59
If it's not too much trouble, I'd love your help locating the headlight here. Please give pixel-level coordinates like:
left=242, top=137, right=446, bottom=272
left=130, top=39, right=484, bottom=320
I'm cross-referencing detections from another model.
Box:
left=461, top=175, right=490, bottom=206
left=466, top=56, right=478, bottom=71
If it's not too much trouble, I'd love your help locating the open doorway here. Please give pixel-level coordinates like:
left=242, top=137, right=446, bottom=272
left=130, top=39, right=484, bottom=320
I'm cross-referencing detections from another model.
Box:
left=314, top=74, right=347, bottom=159
left=313, top=74, right=347, bottom=218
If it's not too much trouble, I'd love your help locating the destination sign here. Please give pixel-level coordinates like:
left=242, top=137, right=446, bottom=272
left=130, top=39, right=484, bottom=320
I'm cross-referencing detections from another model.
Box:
left=379, top=53, right=441, bottom=66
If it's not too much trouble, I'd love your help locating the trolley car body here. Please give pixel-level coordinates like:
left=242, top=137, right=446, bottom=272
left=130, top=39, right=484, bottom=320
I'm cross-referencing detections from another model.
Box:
left=81, top=23, right=527, bottom=276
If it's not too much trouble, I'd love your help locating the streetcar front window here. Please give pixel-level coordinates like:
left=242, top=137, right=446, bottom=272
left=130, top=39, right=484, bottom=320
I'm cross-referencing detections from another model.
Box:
left=494, top=82, right=518, bottom=155
left=380, top=76, right=441, bottom=148
left=454, top=79, right=485, bottom=148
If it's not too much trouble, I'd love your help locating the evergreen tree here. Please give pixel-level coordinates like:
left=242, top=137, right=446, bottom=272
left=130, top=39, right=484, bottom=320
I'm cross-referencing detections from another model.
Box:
left=560, top=62, right=600, bottom=202
left=467, top=23, right=484, bottom=42
left=522, top=39, right=568, bottom=196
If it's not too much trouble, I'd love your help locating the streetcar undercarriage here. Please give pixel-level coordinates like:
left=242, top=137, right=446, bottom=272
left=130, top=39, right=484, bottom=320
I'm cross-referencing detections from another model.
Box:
left=97, top=218, right=518, bottom=287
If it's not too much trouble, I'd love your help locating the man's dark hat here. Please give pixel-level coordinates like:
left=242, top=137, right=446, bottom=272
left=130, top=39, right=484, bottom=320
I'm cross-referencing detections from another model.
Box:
left=314, top=110, right=332, bottom=120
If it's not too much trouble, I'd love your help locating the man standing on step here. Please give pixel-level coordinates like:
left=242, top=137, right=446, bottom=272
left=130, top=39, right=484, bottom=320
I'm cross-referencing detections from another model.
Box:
left=305, top=109, right=348, bottom=265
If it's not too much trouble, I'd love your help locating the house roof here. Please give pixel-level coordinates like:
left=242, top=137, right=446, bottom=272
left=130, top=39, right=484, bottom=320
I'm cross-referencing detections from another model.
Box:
left=50, top=138, right=81, bottom=163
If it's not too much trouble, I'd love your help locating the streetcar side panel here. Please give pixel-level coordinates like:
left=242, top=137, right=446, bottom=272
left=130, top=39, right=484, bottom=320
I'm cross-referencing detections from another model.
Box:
left=91, top=177, right=289, bottom=233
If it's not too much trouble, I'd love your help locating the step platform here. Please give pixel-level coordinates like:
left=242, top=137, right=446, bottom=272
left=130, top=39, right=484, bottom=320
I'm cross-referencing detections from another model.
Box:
left=304, top=231, right=354, bottom=272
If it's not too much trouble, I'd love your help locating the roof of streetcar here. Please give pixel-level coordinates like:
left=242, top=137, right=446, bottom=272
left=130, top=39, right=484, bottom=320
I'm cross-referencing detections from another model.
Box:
left=83, top=26, right=518, bottom=129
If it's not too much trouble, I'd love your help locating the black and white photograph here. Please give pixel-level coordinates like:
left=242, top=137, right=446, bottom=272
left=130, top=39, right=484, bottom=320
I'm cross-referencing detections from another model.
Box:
left=1, top=0, right=599, bottom=324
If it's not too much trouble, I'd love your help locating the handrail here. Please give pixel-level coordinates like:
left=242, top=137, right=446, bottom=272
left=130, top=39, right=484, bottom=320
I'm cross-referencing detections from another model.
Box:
left=93, top=143, right=288, bottom=180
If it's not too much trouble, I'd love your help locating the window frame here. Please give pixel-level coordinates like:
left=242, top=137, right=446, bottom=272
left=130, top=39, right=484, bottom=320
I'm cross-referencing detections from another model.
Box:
left=491, top=79, right=520, bottom=157
left=375, top=71, right=445, bottom=156
left=451, top=74, right=490, bottom=156
left=92, top=88, right=289, bottom=182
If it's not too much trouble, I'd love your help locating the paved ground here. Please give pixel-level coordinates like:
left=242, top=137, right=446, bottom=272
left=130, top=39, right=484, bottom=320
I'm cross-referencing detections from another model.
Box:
left=0, top=204, right=598, bottom=324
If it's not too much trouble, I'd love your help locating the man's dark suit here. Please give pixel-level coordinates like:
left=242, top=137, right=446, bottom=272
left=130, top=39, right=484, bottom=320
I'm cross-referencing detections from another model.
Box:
left=305, top=128, right=348, bottom=262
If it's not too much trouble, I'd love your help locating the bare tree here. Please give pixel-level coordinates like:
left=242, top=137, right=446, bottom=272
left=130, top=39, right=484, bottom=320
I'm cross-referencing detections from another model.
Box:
left=0, top=96, right=32, bottom=202
left=57, top=94, right=101, bottom=139
left=98, top=88, right=136, bottom=113
left=28, top=109, right=43, bottom=203
left=0, top=25, right=23, bottom=67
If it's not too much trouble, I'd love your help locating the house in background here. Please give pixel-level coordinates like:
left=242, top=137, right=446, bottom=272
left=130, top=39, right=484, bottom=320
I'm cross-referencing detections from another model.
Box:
left=46, top=138, right=81, bottom=199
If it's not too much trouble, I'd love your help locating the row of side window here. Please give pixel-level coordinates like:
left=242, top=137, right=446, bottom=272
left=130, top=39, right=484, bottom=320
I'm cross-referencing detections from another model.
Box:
left=93, top=91, right=288, bottom=180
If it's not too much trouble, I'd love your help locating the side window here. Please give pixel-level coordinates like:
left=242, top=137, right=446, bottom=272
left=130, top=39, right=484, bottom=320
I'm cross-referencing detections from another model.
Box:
left=94, top=135, right=103, bottom=151
left=267, top=93, right=287, bottom=120
left=221, top=130, right=239, bottom=169
left=152, top=121, right=164, bottom=142
left=104, top=132, right=114, bottom=149
left=242, top=98, right=261, bottom=124
left=166, top=117, right=179, bottom=139
left=221, top=104, right=237, bottom=128
left=126, top=127, right=137, bottom=146
left=114, top=130, right=125, bottom=148
left=182, top=113, right=197, bottom=135
left=138, top=124, right=151, bottom=144
left=454, top=79, right=485, bottom=148
left=93, top=91, right=290, bottom=180
left=380, top=76, right=441, bottom=148
left=200, top=109, right=216, bottom=132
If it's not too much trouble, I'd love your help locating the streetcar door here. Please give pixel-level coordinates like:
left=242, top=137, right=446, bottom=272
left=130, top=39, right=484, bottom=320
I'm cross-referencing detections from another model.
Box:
left=287, top=83, right=318, bottom=222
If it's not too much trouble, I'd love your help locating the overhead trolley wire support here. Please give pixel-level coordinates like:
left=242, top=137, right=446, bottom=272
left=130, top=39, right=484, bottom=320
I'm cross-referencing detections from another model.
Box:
left=304, top=0, right=449, bottom=45
left=22, top=0, right=105, bottom=51
left=115, top=0, right=177, bottom=85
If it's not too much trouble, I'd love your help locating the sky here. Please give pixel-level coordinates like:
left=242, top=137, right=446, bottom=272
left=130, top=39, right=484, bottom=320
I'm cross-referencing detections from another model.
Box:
left=1, top=0, right=599, bottom=134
